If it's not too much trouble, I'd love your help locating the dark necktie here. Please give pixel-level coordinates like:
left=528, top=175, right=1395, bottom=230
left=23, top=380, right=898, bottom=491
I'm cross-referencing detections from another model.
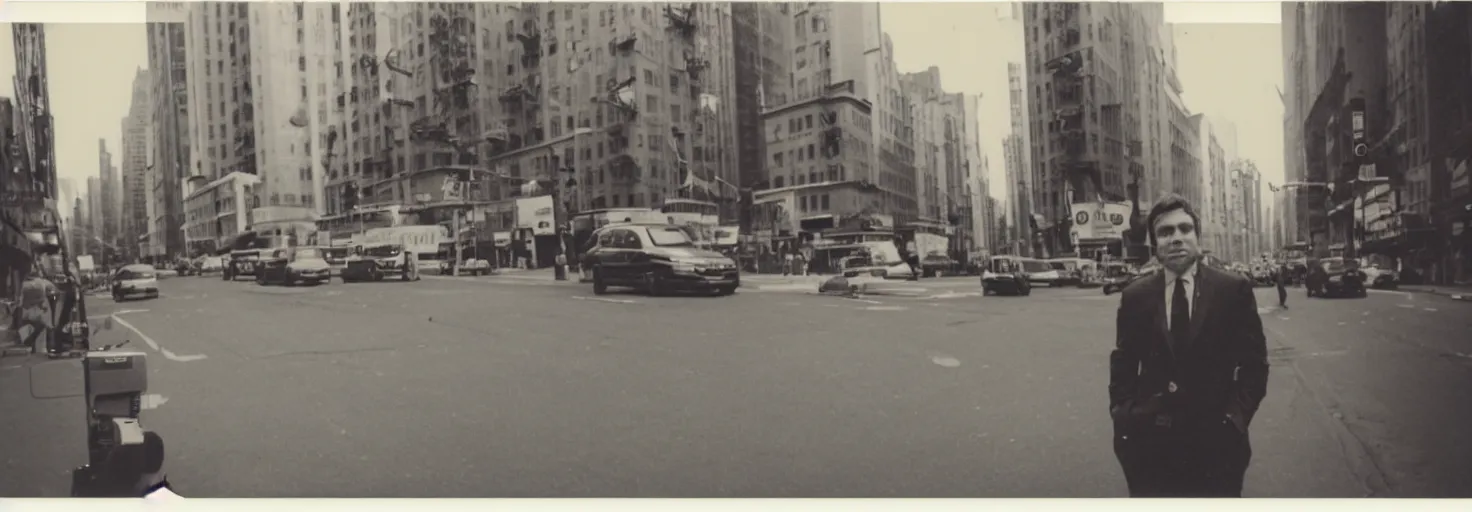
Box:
left=1171, top=277, right=1191, bottom=351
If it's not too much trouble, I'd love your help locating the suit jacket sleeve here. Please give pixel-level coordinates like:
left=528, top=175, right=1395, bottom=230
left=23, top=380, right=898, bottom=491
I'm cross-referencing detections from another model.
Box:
left=1108, top=292, right=1142, bottom=420
left=1231, top=277, right=1270, bottom=426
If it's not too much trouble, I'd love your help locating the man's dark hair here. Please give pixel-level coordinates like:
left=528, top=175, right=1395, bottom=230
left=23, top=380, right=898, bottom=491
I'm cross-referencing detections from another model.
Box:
left=1144, top=193, right=1201, bottom=246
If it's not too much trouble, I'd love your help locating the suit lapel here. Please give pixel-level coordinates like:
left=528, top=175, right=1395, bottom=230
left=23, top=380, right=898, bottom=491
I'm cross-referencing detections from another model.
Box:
left=1188, top=265, right=1214, bottom=346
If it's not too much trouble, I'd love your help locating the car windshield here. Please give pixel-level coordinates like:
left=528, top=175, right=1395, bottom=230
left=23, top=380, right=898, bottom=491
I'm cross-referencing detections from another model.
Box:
left=646, top=227, right=694, bottom=247
left=992, top=260, right=1018, bottom=273
left=117, top=269, right=155, bottom=280
left=294, top=249, right=322, bottom=260
left=1022, top=260, right=1050, bottom=272
left=365, top=246, right=402, bottom=257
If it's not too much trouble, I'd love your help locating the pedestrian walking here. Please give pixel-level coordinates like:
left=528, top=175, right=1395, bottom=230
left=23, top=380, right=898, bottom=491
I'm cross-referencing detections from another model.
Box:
left=18, top=267, right=59, bottom=354
left=1108, top=194, right=1270, bottom=497
left=1276, top=264, right=1289, bottom=309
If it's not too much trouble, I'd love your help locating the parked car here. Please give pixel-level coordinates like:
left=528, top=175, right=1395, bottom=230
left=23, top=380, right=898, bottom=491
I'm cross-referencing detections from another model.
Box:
left=981, top=256, right=1032, bottom=296
left=112, top=264, right=160, bottom=301
left=224, top=249, right=267, bottom=281
left=255, top=247, right=333, bottom=286
left=1307, top=257, right=1367, bottom=298
left=440, top=257, right=492, bottom=276
left=341, top=243, right=420, bottom=283
left=1362, top=264, right=1399, bottom=290
left=583, top=223, right=740, bottom=296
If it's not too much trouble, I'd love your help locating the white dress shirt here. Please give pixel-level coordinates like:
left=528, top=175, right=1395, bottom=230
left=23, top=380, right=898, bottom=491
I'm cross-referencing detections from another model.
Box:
left=1163, top=263, right=1199, bottom=329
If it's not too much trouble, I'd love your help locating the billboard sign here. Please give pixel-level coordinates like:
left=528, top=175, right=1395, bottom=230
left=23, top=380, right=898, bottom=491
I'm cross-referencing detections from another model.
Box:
left=1070, top=201, right=1133, bottom=241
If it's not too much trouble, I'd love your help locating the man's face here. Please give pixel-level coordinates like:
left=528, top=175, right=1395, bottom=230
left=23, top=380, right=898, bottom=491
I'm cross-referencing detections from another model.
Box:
left=1152, top=208, right=1201, bottom=273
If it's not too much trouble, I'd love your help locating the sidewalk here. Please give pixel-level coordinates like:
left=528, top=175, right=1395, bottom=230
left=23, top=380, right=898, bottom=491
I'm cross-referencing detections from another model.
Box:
left=1397, top=283, right=1472, bottom=301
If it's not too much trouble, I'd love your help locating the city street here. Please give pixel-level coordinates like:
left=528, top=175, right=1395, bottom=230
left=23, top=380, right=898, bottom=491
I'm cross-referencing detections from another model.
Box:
left=3, top=275, right=1471, bottom=497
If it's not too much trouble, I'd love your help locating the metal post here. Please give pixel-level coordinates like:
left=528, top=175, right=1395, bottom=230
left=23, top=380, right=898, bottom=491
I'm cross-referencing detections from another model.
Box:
left=452, top=207, right=462, bottom=276
left=552, top=181, right=567, bottom=281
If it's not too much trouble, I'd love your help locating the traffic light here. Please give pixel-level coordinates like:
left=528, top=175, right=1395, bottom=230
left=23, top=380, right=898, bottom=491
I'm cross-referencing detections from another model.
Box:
left=1349, top=98, right=1368, bottom=164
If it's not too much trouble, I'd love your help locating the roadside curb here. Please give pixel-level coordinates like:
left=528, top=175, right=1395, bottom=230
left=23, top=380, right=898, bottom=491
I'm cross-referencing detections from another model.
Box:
left=1398, top=286, right=1472, bottom=301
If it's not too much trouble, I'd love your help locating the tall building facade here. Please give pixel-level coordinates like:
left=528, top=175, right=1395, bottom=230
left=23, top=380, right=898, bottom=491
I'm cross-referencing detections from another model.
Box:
left=122, top=68, right=151, bottom=258
left=86, top=177, right=102, bottom=255
left=1197, top=116, right=1230, bottom=257
left=1281, top=3, right=1305, bottom=248
left=97, top=139, right=122, bottom=249
left=1003, top=62, right=1033, bottom=255
left=731, top=2, right=793, bottom=231
left=1425, top=3, right=1472, bottom=283
left=5, top=23, right=61, bottom=255
left=243, top=2, right=344, bottom=240
left=146, top=4, right=192, bottom=258
left=960, top=93, right=983, bottom=255
left=183, top=1, right=255, bottom=183
left=1025, top=3, right=1188, bottom=259
left=901, top=67, right=976, bottom=255
left=1290, top=3, right=1387, bottom=260
left=478, top=3, right=740, bottom=220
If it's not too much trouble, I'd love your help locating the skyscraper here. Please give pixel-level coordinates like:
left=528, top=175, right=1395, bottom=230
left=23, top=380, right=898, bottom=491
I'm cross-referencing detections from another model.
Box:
left=1023, top=3, right=1197, bottom=259
left=147, top=3, right=191, bottom=258
left=122, top=68, right=151, bottom=258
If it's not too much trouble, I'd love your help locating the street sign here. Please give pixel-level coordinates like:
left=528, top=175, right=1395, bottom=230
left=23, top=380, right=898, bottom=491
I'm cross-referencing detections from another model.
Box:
left=1354, top=143, right=1368, bottom=157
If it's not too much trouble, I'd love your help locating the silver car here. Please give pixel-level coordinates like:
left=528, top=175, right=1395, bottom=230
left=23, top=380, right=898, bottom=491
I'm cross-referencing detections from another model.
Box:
left=113, top=264, right=160, bottom=301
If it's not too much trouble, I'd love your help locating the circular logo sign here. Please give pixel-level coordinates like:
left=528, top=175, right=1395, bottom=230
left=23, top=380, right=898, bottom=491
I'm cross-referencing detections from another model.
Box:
left=1354, top=143, right=1368, bottom=157
left=1075, top=211, right=1090, bottom=225
left=1110, top=213, right=1125, bottom=226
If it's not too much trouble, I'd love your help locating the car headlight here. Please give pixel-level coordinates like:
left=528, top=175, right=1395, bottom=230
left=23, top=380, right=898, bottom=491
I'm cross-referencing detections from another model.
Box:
left=669, top=258, right=700, bottom=272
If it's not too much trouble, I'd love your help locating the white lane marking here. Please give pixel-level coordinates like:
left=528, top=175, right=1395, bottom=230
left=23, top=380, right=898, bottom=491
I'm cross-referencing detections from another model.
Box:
left=141, top=394, right=169, bottom=410
left=931, top=355, right=961, bottom=368
left=1277, top=316, right=1291, bottom=321
left=924, top=291, right=983, bottom=300
left=848, top=298, right=884, bottom=304
left=114, top=309, right=151, bottom=315
left=571, top=296, right=639, bottom=304
left=109, top=314, right=208, bottom=362
left=863, top=306, right=908, bottom=311
left=1423, top=307, right=1438, bottom=312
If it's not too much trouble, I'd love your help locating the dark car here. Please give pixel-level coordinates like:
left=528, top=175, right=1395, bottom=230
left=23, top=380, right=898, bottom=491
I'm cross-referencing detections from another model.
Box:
left=981, top=256, right=1032, bottom=296
left=583, top=223, right=740, bottom=296
left=1100, top=263, right=1134, bottom=295
left=224, top=249, right=266, bottom=281
left=341, top=244, right=419, bottom=283
left=112, top=264, right=160, bottom=301
left=1104, top=264, right=1160, bottom=295
left=255, top=247, right=333, bottom=286
left=1307, top=257, right=1367, bottom=298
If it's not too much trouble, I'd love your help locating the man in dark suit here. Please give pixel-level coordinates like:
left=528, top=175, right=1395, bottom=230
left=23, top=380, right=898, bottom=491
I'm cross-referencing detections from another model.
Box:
left=1109, top=194, right=1270, bottom=497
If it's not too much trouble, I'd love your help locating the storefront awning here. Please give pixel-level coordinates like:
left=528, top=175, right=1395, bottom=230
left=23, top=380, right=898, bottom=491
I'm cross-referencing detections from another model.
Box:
left=1, top=214, right=35, bottom=267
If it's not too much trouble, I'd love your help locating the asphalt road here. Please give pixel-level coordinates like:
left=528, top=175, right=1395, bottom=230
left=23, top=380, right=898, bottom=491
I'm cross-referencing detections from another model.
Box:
left=3, top=275, right=1469, bottom=497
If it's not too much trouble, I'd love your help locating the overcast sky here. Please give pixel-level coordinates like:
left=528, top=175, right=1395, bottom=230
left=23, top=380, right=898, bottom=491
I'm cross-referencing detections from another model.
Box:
left=2, top=1, right=1285, bottom=213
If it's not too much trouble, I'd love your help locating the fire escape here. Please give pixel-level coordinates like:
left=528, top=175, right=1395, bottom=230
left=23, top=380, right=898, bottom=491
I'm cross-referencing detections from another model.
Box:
left=1044, top=3, right=1091, bottom=252
left=604, top=29, right=642, bottom=185
left=412, top=8, right=479, bottom=162
left=232, top=83, right=256, bottom=176
left=668, top=3, right=712, bottom=196
left=493, top=16, right=543, bottom=158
